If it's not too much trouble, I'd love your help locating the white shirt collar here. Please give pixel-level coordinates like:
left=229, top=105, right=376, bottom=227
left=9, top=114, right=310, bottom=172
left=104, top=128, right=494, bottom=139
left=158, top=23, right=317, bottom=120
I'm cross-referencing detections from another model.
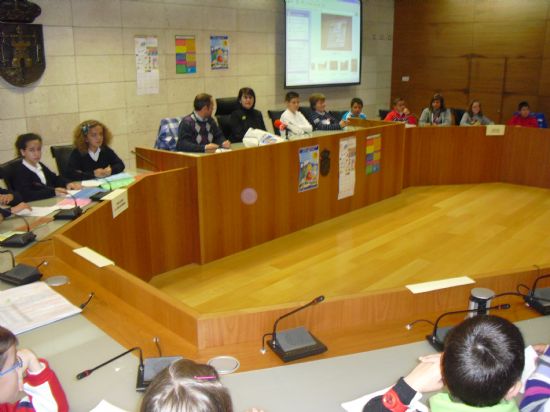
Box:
left=88, top=147, right=101, bottom=162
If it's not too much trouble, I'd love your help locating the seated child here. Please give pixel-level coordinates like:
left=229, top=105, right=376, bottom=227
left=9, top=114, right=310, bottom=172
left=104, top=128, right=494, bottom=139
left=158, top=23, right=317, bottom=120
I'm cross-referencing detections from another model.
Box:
left=419, top=94, right=452, bottom=126
left=0, top=189, right=31, bottom=222
left=67, top=120, right=125, bottom=180
left=342, top=98, right=367, bottom=121
left=12, top=133, right=81, bottom=202
left=507, top=102, right=539, bottom=128
left=384, top=97, right=418, bottom=125
left=520, top=344, right=550, bottom=412
left=140, top=359, right=233, bottom=412
left=0, top=325, right=69, bottom=411
left=280, top=91, right=313, bottom=138
left=460, top=100, right=494, bottom=126
left=356, top=315, right=525, bottom=412
left=308, top=93, right=349, bottom=130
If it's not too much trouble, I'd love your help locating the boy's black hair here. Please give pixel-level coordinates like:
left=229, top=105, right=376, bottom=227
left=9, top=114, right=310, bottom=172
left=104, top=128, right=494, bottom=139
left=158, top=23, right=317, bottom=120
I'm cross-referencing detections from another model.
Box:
left=518, top=101, right=530, bottom=111
left=285, top=91, right=299, bottom=102
left=443, top=315, right=525, bottom=407
left=194, top=93, right=213, bottom=111
left=351, top=97, right=363, bottom=108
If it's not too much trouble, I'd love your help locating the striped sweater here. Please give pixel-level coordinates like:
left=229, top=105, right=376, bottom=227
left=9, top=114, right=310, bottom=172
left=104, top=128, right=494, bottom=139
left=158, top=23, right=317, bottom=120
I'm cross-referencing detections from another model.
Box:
left=520, top=346, right=550, bottom=412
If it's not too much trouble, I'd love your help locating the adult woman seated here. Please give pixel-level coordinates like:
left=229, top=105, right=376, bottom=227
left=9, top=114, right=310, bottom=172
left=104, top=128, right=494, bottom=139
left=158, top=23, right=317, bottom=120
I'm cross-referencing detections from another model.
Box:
left=419, top=94, right=452, bottom=126
left=460, top=100, right=494, bottom=126
left=229, top=87, right=266, bottom=143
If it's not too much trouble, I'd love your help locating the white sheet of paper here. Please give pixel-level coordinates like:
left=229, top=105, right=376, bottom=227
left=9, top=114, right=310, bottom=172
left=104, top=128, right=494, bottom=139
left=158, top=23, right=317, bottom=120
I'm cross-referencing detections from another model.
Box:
left=81, top=179, right=102, bottom=187
left=101, top=188, right=126, bottom=201
left=406, top=276, right=475, bottom=294
left=73, top=247, right=114, bottom=267
left=90, top=400, right=129, bottom=412
left=15, top=206, right=59, bottom=217
left=0, top=282, right=82, bottom=335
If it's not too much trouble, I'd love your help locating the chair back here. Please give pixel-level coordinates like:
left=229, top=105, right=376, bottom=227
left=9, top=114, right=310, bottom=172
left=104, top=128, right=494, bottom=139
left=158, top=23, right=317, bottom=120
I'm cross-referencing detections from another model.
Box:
left=215, top=97, right=240, bottom=139
left=0, top=158, right=21, bottom=191
left=452, top=108, right=466, bottom=126
left=155, top=117, right=182, bottom=151
left=379, top=109, right=390, bottom=120
left=50, top=144, right=75, bottom=177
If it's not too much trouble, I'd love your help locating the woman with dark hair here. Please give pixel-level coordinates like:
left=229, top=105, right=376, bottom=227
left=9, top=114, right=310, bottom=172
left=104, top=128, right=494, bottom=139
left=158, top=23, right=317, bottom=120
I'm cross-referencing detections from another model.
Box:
left=460, top=100, right=494, bottom=126
left=228, top=87, right=266, bottom=142
left=418, top=94, right=452, bottom=126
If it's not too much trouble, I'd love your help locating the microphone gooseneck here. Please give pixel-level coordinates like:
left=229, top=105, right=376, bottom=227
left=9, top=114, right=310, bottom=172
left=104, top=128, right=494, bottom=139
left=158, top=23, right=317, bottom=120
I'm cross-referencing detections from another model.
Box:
left=76, top=346, right=143, bottom=380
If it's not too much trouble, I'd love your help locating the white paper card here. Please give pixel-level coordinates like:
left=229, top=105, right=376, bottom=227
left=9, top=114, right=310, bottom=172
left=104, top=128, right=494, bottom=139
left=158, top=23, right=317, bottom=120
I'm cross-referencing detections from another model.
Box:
left=406, top=276, right=475, bottom=294
left=110, top=190, right=128, bottom=219
left=486, top=125, right=505, bottom=136
left=73, top=247, right=114, bottom=267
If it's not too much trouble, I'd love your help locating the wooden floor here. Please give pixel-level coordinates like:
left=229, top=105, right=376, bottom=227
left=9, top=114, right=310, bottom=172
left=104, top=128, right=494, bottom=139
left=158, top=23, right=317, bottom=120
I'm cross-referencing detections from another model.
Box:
left=150, top=183, right=550, bottom=314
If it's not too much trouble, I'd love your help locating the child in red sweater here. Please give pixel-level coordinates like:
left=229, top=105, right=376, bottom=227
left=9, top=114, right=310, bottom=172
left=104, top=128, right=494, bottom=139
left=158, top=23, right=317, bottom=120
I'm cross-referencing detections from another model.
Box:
left=507, top=101, right=539, bottom=128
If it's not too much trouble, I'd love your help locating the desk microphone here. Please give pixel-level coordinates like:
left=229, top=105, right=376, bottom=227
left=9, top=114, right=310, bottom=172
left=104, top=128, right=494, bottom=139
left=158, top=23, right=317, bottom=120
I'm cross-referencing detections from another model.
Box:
left=423, top=304, right=510, bottom=352
left=131, top=150, right=159, bottom=171
left=261, top=295, right=327, bottom=362
left=524, top=273, right=550, bottom=315
left=54, top=191, right=82, bottom=220
left=0, top=249, right=42, bottom=285
left=90, top=178, right=113, bottom=201
left=0, top=214, right=36, bottom=247
left=274, top=120, right=288, bottom=140
left=76, top=346, right=143, bottom=380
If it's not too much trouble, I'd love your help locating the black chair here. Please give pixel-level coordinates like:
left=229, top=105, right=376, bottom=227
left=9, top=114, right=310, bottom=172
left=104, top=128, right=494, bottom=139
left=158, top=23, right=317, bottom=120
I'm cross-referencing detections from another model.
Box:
left=299, top=106, right=313, bottom=123
left=50, top=144, right=75, bottom=178
left=379, top=109, right=390, bottom=120
left=215, top=97, right=240, bottom=139
left=0, top=158, right=21, bottom=191
left=267, top=110, right=285, bottom=136
left=452, top=108, right=466, bottom=126
left=331, top=110, right=348, bottom=121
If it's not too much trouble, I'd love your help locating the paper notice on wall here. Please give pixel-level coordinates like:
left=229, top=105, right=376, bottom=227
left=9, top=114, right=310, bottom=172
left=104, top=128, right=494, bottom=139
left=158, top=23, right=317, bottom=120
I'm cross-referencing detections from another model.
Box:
left=298, top=145, right=319, bottom=192
left=175, top=35, right=197, bottom=74
left=338, top=136, right=356, bottom=199
left=135, top=36, right=159, bottom=95
left=210, top=35, right=229, bottom=70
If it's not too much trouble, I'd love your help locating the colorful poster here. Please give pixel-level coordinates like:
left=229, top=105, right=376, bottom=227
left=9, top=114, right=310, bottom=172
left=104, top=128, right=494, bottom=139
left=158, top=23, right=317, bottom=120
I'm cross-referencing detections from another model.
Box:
left=134, top=36, right=159, bottom=95
left=298, top=145, right=319, bottom=192
left=210, top=35, right=229, bottom=70
left=338, top=136, right=356, bottom=199
left=175, top=35, right=196, bottom=74
left=366, top=133, right=382, bottom=175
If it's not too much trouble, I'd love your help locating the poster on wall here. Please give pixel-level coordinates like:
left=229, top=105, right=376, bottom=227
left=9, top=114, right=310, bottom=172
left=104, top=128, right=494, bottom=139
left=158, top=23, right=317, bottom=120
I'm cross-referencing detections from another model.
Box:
left=298, top=145, right=319, bottom=192
left=338, top=136, right=356, bottom=199
left=175, top=35, right=196, bottom=74
left=134, top=36, right=159, bottom=95
left=210, top=35, right=229, bottom=70
left=366, top=133, right=382, bottom=175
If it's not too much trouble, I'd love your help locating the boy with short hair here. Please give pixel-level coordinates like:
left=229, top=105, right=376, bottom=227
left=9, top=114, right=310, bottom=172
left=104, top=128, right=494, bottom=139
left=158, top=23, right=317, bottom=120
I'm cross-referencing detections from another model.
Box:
left=507, top=101, right=539, bottom=128
left=280, top=91, right=313, bottom=138
left=355, top=315, right=525, bottom=412
left=308, top=93, right=349, bottom=130
left=343, top=97, right=367, bottom=121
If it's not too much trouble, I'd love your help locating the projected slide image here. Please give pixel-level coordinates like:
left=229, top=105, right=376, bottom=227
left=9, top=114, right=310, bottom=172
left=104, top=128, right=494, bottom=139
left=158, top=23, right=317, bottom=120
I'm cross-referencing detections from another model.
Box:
left=321, top=14, right=352, bottom=51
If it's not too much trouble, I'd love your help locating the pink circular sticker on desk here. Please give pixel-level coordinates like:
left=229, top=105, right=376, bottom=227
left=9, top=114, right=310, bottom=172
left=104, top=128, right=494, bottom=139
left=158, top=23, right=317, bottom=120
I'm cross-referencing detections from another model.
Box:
left=240, top=188, right=258, bottom=205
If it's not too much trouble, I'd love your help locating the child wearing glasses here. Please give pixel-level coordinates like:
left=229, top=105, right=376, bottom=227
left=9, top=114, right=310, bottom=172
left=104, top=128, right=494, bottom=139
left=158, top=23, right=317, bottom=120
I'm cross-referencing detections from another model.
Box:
left=67, top=120, right=125, bottom=180
left=0, top=326, right=68, bottom=411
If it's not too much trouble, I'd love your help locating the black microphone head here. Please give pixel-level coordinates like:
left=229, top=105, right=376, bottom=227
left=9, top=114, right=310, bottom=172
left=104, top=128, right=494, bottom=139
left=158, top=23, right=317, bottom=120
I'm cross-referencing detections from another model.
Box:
left=500, top=304, right=511, bottom=309
left=76, top=370, right=91, bottom=380
left=314, top=295, right=325, bottom=304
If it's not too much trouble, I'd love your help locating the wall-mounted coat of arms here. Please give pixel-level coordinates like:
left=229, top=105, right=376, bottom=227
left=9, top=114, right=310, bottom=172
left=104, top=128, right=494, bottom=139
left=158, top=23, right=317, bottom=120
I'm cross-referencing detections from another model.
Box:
left=0, top=0, right=44, bottom=87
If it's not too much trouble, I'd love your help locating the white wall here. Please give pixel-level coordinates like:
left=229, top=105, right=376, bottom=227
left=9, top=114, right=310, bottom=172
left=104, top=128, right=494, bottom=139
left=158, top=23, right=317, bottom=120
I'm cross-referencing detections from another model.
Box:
left=0, top=0, right=394, bottom=172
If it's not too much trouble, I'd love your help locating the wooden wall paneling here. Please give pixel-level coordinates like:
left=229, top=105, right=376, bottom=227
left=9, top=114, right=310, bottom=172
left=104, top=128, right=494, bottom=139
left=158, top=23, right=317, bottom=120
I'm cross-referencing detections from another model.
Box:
left=505, top=58, right=542, bottom=95
left=472, top=21, right=546, bottom=58
left=394, top=0, right=475, bottom=24
left=539, top=97, right=550, bottom=120
left=473, top=0, right=549, bottom=23
left=393, top=56, right=470, bottom=91
left=469, top=58, right=505, bottom=94
left=500, top=127, right=550, bottom=188
left=539, top=59, right=550, bottom=96
left=544, top=24, right=550, bottom=57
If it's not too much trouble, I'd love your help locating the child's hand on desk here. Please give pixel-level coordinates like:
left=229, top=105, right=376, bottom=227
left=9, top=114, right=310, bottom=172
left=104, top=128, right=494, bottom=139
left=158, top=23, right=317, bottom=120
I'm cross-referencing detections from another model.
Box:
left=222, top=140, right=231, bottom=149
left=404, top=353, right=443, bottom=394
left=0, top=193, right=14, bottom=205
left=11, top=202, right=31, bottom=214
left=67, top=182, right=82, bottom=190
left=17, top=348, right=43, bottom=390
left=55, top=187, right=68, bottom=196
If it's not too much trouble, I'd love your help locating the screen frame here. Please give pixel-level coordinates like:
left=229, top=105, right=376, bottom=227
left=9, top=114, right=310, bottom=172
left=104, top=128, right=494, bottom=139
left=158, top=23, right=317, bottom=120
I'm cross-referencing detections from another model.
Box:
left=284, top=0, right=363, bottom=89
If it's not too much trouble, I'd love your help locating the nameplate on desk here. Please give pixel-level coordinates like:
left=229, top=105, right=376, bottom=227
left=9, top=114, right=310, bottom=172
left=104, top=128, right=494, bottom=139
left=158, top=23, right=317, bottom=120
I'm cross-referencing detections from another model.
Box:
left=73, top=247, right=114, bottom=267
left=102, top=189, right=128, bottom=218
left=486, top=125, right=505, bottom=136
left=406, top=276, right=475, bottom=294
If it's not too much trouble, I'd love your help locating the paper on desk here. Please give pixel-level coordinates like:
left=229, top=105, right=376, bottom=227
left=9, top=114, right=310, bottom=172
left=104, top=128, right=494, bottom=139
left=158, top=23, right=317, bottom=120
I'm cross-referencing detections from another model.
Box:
left=15, top=206, right=59, bottom=217
left=80, top=173, right=134, bottom=188
left=90, top=400, right=129, bottom=412
left=101, top=188, right=126, bottom=201
left=0, top=282, right=82, bottom=335
left=81, top=179, right=101, bottom=188
left=406, top=276, right=475, bottom=294
left=0, top=231, right=25, bottom=241
left=73, top=247, right=114, bottom=267
left=57, top=198, right=91, bottom=208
